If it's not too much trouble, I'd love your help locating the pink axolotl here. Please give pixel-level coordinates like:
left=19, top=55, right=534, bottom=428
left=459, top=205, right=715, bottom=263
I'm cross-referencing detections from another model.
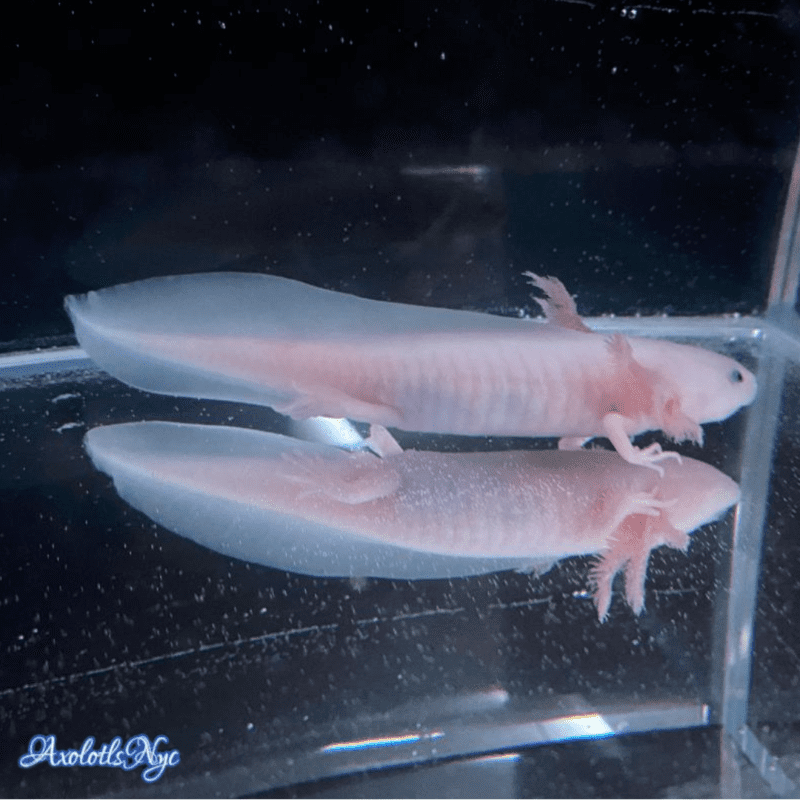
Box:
left=66, top=271, right=756, bottom=472
left=85, top=421, right=741, bottom=620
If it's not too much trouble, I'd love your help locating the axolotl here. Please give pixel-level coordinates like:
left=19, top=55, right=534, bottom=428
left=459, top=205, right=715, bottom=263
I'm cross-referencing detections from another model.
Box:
left=65, top=271, right=757, bottom=471
left=84, top=421, right=741, bottom=620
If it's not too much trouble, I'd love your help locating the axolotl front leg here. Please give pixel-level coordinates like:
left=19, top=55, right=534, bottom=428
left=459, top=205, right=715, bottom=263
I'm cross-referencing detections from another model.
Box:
left=592, top=508, right=690, bottom=621
left=557, top=423, right=681, bottom=477
left=600, top=414, right=682, bottom=476
left=601, top=334, right=686, bottom=475
left=589, top=489, right=679, bottom=620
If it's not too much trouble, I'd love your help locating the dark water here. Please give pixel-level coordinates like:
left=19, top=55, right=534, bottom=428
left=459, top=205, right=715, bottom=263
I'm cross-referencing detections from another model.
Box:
left=2, top=1, right=798, bottom=347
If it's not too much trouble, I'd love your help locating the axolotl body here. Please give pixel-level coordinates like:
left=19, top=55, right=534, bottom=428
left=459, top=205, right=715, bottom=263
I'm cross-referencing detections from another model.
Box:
left=65, top=271, right=757, bottom=470
left=84, top=421, right=741, bottom=620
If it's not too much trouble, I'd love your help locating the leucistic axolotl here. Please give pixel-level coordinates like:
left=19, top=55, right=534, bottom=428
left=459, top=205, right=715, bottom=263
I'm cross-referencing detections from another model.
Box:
left=84, top=421, right=741, bottom=620
left=65, top=272, right=757, bottom=473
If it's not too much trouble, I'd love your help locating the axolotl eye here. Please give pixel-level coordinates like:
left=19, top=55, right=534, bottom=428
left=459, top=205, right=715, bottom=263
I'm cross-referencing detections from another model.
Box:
left=730, top=369, right=744, bottom=383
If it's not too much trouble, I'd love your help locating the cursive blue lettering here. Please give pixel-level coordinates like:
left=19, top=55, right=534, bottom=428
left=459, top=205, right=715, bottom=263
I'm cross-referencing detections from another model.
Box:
left=18, top=735, right=56, bottom=768
left=78, top=737, right=95, bottom=766
left=18, top=734, right=180, bottom=783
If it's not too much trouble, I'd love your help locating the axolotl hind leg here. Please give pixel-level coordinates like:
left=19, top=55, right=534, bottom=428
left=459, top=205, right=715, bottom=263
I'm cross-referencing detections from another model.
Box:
left=364, top=424, right=404, bottom=457
left=280, top=448, right=401, bottom=504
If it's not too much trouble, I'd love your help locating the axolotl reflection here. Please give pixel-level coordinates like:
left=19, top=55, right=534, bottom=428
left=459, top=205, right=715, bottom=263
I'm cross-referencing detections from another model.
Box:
left=85, top=422, right=739, bottom=620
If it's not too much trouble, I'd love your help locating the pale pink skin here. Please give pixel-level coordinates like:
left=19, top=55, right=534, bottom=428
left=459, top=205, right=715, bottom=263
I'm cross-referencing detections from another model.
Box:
left=66, top=272, right=757, bottom=474
left=85, top=422, right=741, bottom=621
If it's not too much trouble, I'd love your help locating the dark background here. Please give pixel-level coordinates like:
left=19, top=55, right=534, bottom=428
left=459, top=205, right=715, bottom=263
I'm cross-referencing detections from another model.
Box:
left=2, top=0, right=800, bottom=349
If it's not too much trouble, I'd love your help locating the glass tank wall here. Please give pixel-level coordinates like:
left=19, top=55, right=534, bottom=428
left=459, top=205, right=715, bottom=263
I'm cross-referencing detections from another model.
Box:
left=1, top=1, right=799, bottom=797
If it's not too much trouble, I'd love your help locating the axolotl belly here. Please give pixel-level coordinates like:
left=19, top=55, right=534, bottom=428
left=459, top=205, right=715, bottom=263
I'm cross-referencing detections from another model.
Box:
left=84, top=421, right=741, bottom=620
left=66, top=272, right=757, bottom=471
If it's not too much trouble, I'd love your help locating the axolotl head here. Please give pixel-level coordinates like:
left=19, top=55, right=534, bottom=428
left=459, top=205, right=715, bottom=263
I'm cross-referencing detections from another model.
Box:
left=635, top=339, right=757, bottom=428
left=658, top=455, right=741, bottom=535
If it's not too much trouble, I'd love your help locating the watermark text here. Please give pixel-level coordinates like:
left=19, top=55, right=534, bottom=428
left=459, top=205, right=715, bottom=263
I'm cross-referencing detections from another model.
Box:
left=18, top=734, right=180, bottom=783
